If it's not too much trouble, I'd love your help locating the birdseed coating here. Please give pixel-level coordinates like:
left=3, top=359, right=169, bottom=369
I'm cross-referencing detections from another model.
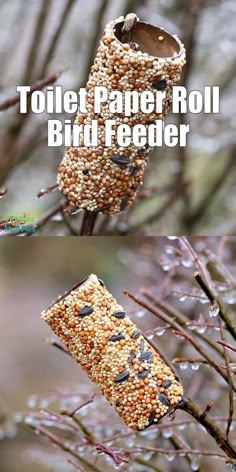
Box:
left=41, top=274, right=183, bottom=430
left=57, top=16, right=186, bottom=216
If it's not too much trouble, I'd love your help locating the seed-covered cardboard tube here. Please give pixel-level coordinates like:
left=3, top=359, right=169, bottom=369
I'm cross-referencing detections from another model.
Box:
left=41, top=274, right=183, bottom=430
left=57, top=15, right=186, bottom=216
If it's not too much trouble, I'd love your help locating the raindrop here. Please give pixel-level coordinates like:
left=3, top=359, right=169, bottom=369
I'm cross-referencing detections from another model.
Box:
left=196, top=325, right=207, bottom=334
left=209, top=304, right=219, bottom=318
left=14, top=413, right=23, bottom=423
left=191, top=363, right=200, bottom=371
left=39, top=399, right=49, bottom=408
left=179, top=362, right=189, bottom=370
left=162, top=428, right=173, bottom=438
left=199, top=298, right=209, bottom=304
left=143, top=451, right=153, bottom=460
left=233, top=392, right=236, bottom=401
left=136, top=310, right=145, bottom=318
left=165, top=246, right=175, bottom=255
left=175, top=333, right=185, bottom=340
left=162, top=264, right=171, bottom=272
left=165, top=453, right=175, bottom=462
left=51, top=214, right=63, bottom=222
left=190, top=454, right=200, bottom=471
left=27, top=396, right=37, bottom=408
left=146, top=332, right=154, bottom=340
left=155, top=328, right=166, bottom=336
left=181, top=259, right=193, bottom=268
left=179, top=295, right=187, bottom=302
left=24, top=416, right=35, bottom=425
left=177, top=424, right=186, bottom=431
left=167, top=236, right=178, bottom=240
left=187, top=325, right=196, bottom=331
left=144, top=431, right=158, bottom=440
left=126, top=435, right=136, bottom=447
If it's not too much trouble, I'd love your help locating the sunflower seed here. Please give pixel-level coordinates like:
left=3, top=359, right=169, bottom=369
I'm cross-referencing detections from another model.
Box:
left=148, top=409, right=156, bottom=425
left=109, top=334, right=126, bottom=342
left=120, top=194, right=130, bottom=211
left=140, top=351, right=152, bottom=361
left=162, top=380, right=172, bottom=389
left=130, top=166, right=139, bottom=175
left=132, top=329, right=141, bottom=339
left=78, top=306, right=94, bottom=317
left=110, top=155, right=130, bottom=166
left=140, top=339, right=145, bottom=351
left=128, top=351, right=136, bottom=362
left=147, top=353, right=154, bottom=364
left=116, top=401, right=121, bottom=407
left=151, top=79, right=167, bottom=91
left=113, top=311, right=126, bottom=319
left=98, top=278, right=105, bottom=286
left=114, top=369, right=129, bottom=383
left=158, top=393, right=171, bottom=407
left=137, top=369, right=149, bottom=379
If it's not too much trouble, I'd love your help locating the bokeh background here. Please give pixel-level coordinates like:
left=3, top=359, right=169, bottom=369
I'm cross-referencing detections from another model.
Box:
left=0, top=0, right=236, bottom=235
left=0, top=236, right=235, bottom=471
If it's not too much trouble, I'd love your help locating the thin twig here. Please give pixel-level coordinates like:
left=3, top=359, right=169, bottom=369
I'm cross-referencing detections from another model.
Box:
left=217, top=341, right=236, bottom=354
left=0, top=72, right=61, bottom=111
left=31, top=425, right=103, bottom=472
left=22, top=0, right=53, bottom=85
left=39, top=0, right=77, bottom=77
left=141, top=290, right=223, bottom=356
left=194, top=272, right=236, bottom=341
left=218, top=318, right=234, bottom=438
left=177, top=397, right=236, bottom=459
left=124, top=290, right=230, bottom=384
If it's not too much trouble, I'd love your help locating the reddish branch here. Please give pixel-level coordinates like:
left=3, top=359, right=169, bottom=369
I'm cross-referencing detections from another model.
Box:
left=124, top=290, right=229, bottom=384
left=0, top=72, right=61, bottom=111
left=178, top=397, right=236, bottom=459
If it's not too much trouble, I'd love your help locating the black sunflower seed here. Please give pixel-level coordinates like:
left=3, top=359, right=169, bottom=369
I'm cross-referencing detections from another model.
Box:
left=114, top=369, right=129, bottom=383
left=162, top=380, right=172, bottom=389
left=147, top=353, right=154, bottom=364
left=140, top=339, right=145, bottom=351
left=128, top=351, right=136, bottom=362
left=120, top=194, right=130, bottom=211
left=140, top=351, right=152, bottom=361
left=110, top=155, right=130, bottom=166
left=113, top=311, right=126, bottom=319
left=77, top=306, right=94, bottom=317
left=109, top=334, right=126, bottom=342
left=137, top=369, right=149, bottom=379
left=130, top=166, right=139, bottom=176
left=82, top=169, right=89, bottom=175
left=148, top=409, right=156, bottom=426
left=116, top=401, right=121, bottom=407
left=132, top=329, right=141, bottom=339
left=158, top=393, right=171, bottom=408
left=98, top=278, right=105, bottom=286
left=151, top=79, right=167, bottom=91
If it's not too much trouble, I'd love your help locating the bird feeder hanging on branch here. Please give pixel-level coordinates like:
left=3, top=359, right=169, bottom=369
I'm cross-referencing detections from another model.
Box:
left=57, top=14, right=186, bottom=216
left=41, top=274, right=183, bottom=431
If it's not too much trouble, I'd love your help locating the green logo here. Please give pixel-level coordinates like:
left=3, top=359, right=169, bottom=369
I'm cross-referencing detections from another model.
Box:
left=1, top=212, right=36, bottom=234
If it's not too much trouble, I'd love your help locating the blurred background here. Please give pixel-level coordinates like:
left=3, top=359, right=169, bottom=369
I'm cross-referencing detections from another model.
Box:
left=0, top=0, right=236, bottom=235
left=0, top=236, right=235, bottom=471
